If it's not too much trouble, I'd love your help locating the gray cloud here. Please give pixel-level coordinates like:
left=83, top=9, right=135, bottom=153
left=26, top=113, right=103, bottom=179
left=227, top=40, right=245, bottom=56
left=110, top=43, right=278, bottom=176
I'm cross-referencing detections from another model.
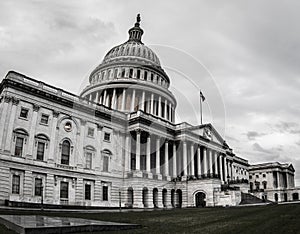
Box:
left=274, top=121, right=300, bottom=134
left=246, top=131, right=267, bottom=141
left=0, top=0, right=300, bottom=184
left=252, top=143, right=273, bottom=155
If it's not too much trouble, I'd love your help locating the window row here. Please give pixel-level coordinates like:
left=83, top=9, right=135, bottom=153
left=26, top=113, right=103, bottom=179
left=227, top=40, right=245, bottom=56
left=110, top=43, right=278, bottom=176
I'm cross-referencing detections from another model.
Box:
left=11, top=174, right=110, bottom=201
left=91, top=67, right=169, bottom=88
left=13, top=130, right=112, bottom=172
left=20, top=107, right=49, bottom=125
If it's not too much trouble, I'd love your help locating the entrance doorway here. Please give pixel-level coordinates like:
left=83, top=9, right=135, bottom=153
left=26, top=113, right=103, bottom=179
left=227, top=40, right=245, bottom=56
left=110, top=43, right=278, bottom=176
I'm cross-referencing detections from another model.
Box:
left=195, top=192, right=206, bottom=207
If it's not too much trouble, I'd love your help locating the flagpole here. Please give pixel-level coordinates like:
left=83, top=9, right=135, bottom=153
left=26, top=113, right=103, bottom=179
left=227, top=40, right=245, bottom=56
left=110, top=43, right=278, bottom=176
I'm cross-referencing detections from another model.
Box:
left=200, top=90, right=203, bottom=125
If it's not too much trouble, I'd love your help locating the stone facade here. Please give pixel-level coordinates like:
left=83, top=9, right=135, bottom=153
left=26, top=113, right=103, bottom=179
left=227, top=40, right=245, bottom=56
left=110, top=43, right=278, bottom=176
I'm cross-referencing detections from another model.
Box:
left=249, top=162, right=300, bottom=202
left=0, top=15, right=251, bottom=208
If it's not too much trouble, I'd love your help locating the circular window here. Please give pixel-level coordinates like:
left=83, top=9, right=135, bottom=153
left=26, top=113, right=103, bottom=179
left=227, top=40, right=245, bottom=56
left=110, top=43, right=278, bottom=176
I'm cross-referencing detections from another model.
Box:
left=64, top=122, right=72, bottom=132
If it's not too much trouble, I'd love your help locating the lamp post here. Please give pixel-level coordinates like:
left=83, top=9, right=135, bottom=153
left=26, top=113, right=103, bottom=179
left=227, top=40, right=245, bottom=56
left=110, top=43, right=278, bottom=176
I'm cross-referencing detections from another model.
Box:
left=41, top=183, right=44, bottom=211
left=119, top=188, right=122, bottom=211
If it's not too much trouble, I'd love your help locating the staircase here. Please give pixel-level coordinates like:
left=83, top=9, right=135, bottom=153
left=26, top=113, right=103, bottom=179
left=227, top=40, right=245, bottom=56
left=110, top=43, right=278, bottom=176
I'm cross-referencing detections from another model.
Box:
left=240, top=193, right=268, bottom=205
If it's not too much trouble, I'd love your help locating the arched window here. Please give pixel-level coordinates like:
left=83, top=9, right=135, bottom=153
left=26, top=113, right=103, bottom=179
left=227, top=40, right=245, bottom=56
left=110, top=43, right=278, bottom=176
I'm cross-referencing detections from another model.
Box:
left=144, top=71, right=148, bottom=80
left=129, top=69, right=133, bottom=78
left=262, top=181, right=267, bottom=190
left=35, top=134, right=50, bottom=161
left=121, top=69, right=126, bottom=78
left=84, top=146, right=95, bottom=169
left=61, top=140, right=70, bottom=165
left=102, top=149, right=112, bottom=172
left=13, top=128, right=29, bottom=157
left=137, top=70, right=141, bottom=79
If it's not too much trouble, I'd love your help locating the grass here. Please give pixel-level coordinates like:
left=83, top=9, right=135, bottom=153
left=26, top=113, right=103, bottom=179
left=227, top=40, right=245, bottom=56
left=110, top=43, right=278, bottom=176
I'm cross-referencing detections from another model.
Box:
left=0, top=204, right=300, bottom=233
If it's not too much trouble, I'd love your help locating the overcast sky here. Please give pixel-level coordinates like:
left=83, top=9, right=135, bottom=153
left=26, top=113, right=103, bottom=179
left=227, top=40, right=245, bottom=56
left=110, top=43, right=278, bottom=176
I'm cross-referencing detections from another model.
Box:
left=1, top=0, right=300, bottom=185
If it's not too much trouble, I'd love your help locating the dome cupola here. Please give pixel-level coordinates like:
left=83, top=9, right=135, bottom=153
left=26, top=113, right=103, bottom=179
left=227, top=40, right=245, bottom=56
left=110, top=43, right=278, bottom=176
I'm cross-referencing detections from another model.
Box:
left=80, top=15, right=177, bottom=123
left=128, top=14, right=144, bottom=43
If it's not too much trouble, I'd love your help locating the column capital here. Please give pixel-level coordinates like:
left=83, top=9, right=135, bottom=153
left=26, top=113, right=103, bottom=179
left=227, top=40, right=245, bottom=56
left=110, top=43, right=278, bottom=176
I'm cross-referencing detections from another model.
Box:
left=4, top=95, right=12, bottom=103
left=52, top=110, right=60, bottom=118
left=96, top=124, right=103, bottom=131
left=135, top=129, right=142, bottom=135
left=80, top=119, right=87, bottom=126
left=11, top=97, right=20, bottom=105
left=32, top=103, right=40, bottom=111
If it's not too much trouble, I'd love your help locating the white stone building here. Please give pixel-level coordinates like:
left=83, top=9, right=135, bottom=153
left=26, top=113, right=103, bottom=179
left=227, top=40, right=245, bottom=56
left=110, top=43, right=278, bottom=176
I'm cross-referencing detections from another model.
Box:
left=0, top=15, right=251, bottom=208
left=249, top=162, right=300, bottom=202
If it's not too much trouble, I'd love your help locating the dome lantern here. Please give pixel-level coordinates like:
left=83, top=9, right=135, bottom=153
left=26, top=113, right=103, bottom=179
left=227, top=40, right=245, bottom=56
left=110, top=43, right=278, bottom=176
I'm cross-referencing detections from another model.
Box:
left=128, top=14, right=144, bottom=43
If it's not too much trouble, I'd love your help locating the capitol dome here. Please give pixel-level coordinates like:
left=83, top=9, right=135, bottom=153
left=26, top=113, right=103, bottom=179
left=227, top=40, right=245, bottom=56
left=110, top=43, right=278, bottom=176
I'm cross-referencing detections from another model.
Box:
left=103, top=42, right=161, bottom=67
left=80, top=14, right=176, bottom=123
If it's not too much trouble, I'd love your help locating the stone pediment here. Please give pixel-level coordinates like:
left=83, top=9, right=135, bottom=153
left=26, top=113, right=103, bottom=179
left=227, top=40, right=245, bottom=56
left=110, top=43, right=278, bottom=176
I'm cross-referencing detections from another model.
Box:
left=187, top=123, right=226, bottom=146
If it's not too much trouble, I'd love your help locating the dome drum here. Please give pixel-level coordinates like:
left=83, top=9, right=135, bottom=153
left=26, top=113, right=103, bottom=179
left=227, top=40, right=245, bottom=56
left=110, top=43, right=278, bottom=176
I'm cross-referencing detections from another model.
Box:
left=81, top=15, right=177, bottom=123
left=88, top=66, right=170, bottom=90
left=83, top=86, right=176, bottom=122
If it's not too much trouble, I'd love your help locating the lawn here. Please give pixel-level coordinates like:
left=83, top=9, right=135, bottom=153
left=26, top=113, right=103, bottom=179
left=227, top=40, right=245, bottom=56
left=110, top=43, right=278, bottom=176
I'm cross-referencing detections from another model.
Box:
left=0, top=204, right=299, bottom=233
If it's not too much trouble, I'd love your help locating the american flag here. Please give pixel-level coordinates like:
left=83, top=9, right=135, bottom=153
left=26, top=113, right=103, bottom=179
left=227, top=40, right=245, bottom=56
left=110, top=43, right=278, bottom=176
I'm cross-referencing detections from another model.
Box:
left=200, top=91, right=205, bottom=102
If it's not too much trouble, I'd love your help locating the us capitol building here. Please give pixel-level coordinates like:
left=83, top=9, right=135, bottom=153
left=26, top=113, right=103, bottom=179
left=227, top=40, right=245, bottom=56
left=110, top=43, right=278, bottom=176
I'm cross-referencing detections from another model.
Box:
left=0, top=15, right=298, bottom=208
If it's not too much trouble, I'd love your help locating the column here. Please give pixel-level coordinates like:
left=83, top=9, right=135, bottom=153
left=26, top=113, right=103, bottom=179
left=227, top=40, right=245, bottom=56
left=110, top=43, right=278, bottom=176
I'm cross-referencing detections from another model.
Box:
left=0, top=97, right=10, bottom=150
left=4, top=98, right=18, bottom=152
left=277, top=171, right=280, bottom=188
left=121, top=89, right=126, bottom=111
left=219, top=154, right=223, bottom=182
left=112, top=88, right=116, bottom=109
left=183, top=141, right=187, bottom=176
left=172, top=142, right=177, bottom=177
left=156, top=137, right=160, bottom=174
left=95, top=124, right=103, bottom=171
left=190, top=144, right=195, bottom=176
left=209, top=149, right=213, bottom=176
left=94, top=92, right=99, bottom=103
left=99, top=93, right=103, bottom=105
left=228, top=161, right=232, bottom=181
left=27, top=104, right=39, bottom=157
left=76, top=119, right=85, bottom=167
left=158, top=96, right=162, bottom=117
left=164, top=99, right=168, bottom=119
left=224, top=156, right=228, bottom=183
left=150, top=94, right=154, bottom=115
left=197, top=146, right=201, bottom=177
left=146, top=134, right=151, bottom=173
left=141, top=91, right=145, bottom=111
left=214, top=151, right=219, bottom=177
left=124, top=133, right=131, bottom=172
left=203, top=148, right=208, bottom=176
left=146, top=95, right=151, bottom=113
left=135, top=130, right=141, bottom=171
left=103, top=90, right=107, bottom=106
left=164, top=140, right=169, bottom=176
left=130, top=89, right=136, bottom=112
left=169, top=105, right=172, bottom=122
left=48, top=111, right=59, bottom=163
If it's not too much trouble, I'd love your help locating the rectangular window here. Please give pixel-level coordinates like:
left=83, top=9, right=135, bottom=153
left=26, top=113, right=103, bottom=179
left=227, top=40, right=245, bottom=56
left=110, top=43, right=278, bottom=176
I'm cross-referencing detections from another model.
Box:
left=85, top=184, right=91, bottom=200
left=86, top=152, right=92, bottom=169
left=15, top=137, right=24, bottom=156
left=40, top=114, right=49, bottom=125
left=34, top=178, right=42, bottom=196
left=12, top=175, right=20, bottom=194
left=104, top=132, right=110, bottom=142
left=103, top=156, right=109, bottom=172
left=36, top=142, right=45, bottom=161
left=60, top=181, right=69, bottom=199
left=87, top=128, right=94, bottom=137
left=102, top=185, right=108, bottom=201
left=20, top=108, right=29, bottom=119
